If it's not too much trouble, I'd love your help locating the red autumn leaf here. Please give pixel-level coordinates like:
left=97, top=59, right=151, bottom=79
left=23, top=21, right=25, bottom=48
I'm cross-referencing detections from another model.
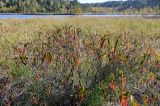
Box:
left=121, top=95, right=128, bottom=106
left=2, top=64, right=9, bottom=70
left=122, top=77, right=126, bottom=87
left=79, top=93, right=84, bottom=102
left=5, top=100, right=12, bottom=106
left=18, top=47, right=25, bottom=55
left=109, top=81, right=116, bottom=91
left=144, top=95, right=149, bottom=105
left=73, top=36, right=76, bottom=41
left=35, top=73, right=41, bottom=81
left=135, top=103, right=139, bottom=106
left=33, top=96, right=39, bottom=105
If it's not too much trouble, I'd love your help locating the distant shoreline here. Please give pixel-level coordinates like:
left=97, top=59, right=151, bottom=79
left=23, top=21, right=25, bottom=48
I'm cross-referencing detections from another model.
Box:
left=0, top=13, right=77, bottom=15
left=0, top=13, right=159, bottom=19
left=0, top=13, right=159, bottom=16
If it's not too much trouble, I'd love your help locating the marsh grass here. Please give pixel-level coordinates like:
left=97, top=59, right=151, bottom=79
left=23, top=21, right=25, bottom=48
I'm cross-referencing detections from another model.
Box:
left=0, top=17, right=160, bottom=105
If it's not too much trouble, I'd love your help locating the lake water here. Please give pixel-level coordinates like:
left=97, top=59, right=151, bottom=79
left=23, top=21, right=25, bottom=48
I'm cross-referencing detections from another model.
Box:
left=0, top=14, right=159, bottom=19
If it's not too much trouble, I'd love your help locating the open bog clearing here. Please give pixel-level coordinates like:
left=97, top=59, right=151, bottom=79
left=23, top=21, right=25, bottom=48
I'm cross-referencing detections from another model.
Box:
left=0, top=17, right=160, bottom=105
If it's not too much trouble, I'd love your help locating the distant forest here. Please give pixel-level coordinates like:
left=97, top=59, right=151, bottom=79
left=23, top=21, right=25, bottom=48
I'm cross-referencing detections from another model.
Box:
left=0, top=0, right=81, bottom=13
left=82, top=0, right=160, bottom=14
left=0, top=0, right=159, bottom=14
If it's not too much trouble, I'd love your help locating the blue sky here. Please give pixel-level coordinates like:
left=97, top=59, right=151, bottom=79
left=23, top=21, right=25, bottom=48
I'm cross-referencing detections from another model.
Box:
left=78, top=0, right=124, bottom=3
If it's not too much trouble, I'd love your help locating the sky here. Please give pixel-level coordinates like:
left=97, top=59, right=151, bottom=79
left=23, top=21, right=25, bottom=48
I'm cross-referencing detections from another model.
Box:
left=78, top=0, right=124, bottom=3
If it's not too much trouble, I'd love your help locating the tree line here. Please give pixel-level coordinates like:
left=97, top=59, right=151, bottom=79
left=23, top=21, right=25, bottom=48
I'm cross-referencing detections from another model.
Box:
left=0, top=0, right=81, bottom=13
left=82, top=0, right=160, bottom=11
left=0, top=0, right=159, bottom=14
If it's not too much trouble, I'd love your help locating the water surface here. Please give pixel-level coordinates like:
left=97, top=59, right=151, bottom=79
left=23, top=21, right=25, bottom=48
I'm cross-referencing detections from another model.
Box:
left=0, top=14, right=159, bottom=19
